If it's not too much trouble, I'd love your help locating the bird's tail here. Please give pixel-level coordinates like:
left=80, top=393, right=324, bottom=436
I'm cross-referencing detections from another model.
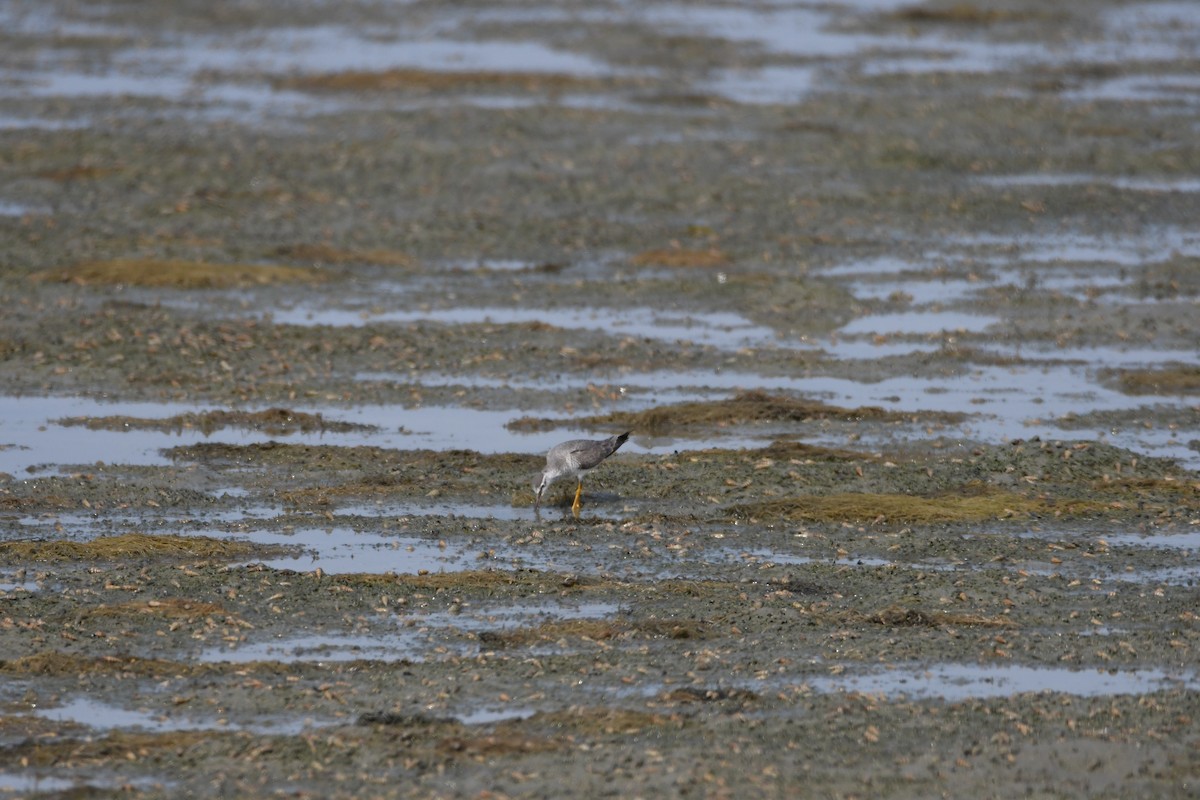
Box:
left=609, top=431, right=630, bottom=454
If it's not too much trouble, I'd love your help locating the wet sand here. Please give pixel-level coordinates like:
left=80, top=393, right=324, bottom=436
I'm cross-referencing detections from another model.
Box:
left=1, top=0, right=1199, bottom=797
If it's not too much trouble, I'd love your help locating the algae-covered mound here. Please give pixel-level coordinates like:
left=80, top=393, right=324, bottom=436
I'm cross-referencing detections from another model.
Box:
left=32, top=258, right=327, bottom=289
left=273, top=243, right=414, bottom=267
left=1104, top=364, right=1200, bottom=396
left=506, top=390, right=944, bottom=435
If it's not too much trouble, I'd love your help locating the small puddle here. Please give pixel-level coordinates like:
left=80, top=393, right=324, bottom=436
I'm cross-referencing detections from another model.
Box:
left=337, top=501, right=530, bottom=522
left=0, top=577, right=40, bottom=594
left=200, top=631, right=428, bottom=664
left=807, top=663, right=1200, bottom=700
left=265, top=304, right=777, bottom=350
left=455, top=707, right=538, bottom=725
left=0, top=114, right=90, bottom=130
left=951, top=228, right=1200, bottom=266
left=229, top=527, right=491, bottom=575
left=34, top=696, right=325, bottom=735
left=1109, top=564, right=1199, bottom=586
left=1099, top=531, right=1200, bottom=551
left=737, top=549, right=887, bottom=568
left=201, top=601, right=620, bottom=664
left=978, top=173, right=1200, bottom=193
left=793, top=365, right=1200, bottom=469
left=848, top=278, right=979, bottom=305
left=837, top=310, right=999, bottom=336
left=0, top=201, right=42, bottom=217
left=1063, top=73, right=1200, bottom=105
left=165, top=26, right=613, bottom=79
left=0, top=775, right=78, bottom=794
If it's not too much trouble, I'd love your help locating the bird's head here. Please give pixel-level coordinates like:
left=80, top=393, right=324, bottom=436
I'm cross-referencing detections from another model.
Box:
left=533, top=471, right=550, bottom=509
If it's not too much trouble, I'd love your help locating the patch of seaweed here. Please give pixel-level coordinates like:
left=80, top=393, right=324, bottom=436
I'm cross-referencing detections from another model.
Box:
left=700, top=439, right=866, bottom=462
left=57, top=408, right=375, bottom=436
left=505, top=390, right=930, bottom=435
left=82, top=598, right=228, bottom=620
left=1105, top=365, right=1200, bottom=396
left=3, top=730, right=215, bottom=767
left=31, top=258, right=326, bottom=289
left=35, top=163, right=119, bottom=182
left=273, top=243, right=414, bottom=267
left=478, top=619, right=625, bottom=648
left=0, top=533, right=254, bottom=563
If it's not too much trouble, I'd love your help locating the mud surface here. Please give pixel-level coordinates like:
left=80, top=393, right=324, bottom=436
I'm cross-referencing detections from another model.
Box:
left=1, top=1, right=1199, bottom=797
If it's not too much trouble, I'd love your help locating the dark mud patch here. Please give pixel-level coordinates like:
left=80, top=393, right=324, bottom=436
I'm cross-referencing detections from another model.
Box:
left=31, top=259, right=329, bottom=289
left=57, top=408, right=375, bottom=436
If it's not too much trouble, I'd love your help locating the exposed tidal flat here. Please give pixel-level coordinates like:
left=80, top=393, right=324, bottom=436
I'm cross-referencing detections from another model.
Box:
left=1, top=0, right=1198, bottom=797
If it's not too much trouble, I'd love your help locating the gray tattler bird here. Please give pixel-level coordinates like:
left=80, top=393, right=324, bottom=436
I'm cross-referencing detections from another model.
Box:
left=534, top=432, right=630, bottom=514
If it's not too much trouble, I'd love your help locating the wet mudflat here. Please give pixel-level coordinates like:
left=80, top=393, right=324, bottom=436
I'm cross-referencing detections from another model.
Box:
left=1, top=0, right=1199, bottom=797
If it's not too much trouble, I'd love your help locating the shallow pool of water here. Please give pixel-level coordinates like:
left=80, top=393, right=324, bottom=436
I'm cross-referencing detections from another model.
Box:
left=807, top=662, right=1200, bottom=700
left=265, top=303, right=779, bottom=350
left=229, top=527, right=494, bottom=575
left=200, top=601, right=620, bottom=664
left=34, top=696, right=325, bottom=735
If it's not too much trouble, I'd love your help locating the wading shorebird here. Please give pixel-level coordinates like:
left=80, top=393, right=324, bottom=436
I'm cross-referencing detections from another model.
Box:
left=534, top=432, right=630, bottom=514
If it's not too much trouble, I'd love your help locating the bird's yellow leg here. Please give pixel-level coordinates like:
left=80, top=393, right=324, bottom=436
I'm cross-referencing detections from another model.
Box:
left=572, top=481, right=583, bottom=512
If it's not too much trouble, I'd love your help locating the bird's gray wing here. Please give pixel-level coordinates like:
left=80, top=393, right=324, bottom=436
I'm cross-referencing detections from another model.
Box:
left=570, top=442, right=611, bottom=471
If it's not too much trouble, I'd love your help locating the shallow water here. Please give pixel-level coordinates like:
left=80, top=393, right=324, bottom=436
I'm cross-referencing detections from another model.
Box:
left=266, top=303, right=779, bottom=350
left=5, top=0, right=1195, bottom=128
left=34, top=696, right=327, bottom=735
left=200, top=601, right=621, bottom=664
left=230, top=526, right=498, bottom=575
left=807, top=662, right=1200, bottom=700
